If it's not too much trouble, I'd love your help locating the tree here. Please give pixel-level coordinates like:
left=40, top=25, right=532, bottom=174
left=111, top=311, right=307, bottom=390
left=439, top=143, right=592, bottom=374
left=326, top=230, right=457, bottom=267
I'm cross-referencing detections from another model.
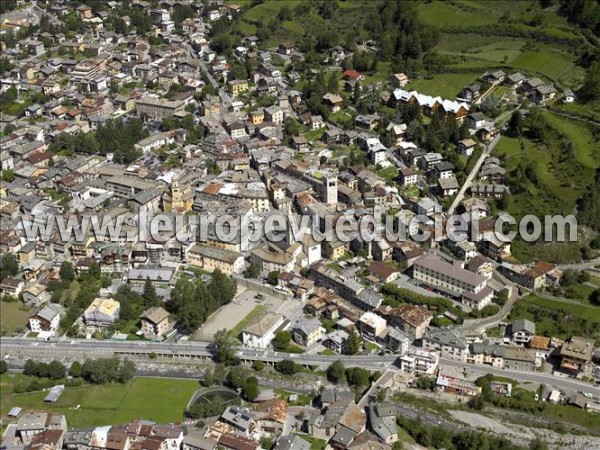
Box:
left=468, top=394, right=485, bottom=410
left=0, top=360, right=7, bottom=374
left=47, top=360, right=66, bottom=379
left=345, top=367, right=370, bottom=387
left=343, top=332, right=362, bottom=355
left=244, top=262, right=260, bottom=279
left=70, top=361, right=82, bottom=377
left=508, top=110, right=523, bottom=137
left=581, top=62, right=600, bottom=102
left=327, top=360, right=346, bottom=383
left=529, top=437, right=549, bottom=450
left=1, top=169, right=15, bottom=182
left=266, top=270, right=280, bottom=286
left=252, top=360, right=265, bottom=372
left=59, top=261, right=75, bottom=281
left=142, top=277, right=159, bottom=307
left=0, top=252, right=19, bottom=279
left=213, top=329, right=239, bottom=365
left=272, top=330, right=291, bottom=350
left=591, top=289, right=600, bottom=306
left=274, top=359, right=299, bottom=375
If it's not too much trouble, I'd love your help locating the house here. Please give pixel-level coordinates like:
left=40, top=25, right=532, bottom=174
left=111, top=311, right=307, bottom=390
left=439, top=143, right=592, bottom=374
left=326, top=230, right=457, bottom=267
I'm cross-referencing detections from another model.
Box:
left=562, top=89, right=576, bottom=103
left=398, top=346, right=438, bottom=375
left=376, top=304, right=432, bottom=340
left=369, top=262, right=399, bottom=283
left=229, top=80, right=249, bottom=97
left=278, top=42, right=294, bottom=55
left=187, top=244, right=244, bottom=276
left=342, top=69, right=364, bottom=81
left=1, top=277, right=25, bottom=297
left=467, top=112, right=486, bottom=129
left=22, top=282, right=51, bottom=307
left=139, top=307, right=170, bottom=338
left=509, top=319, right=535, bottom=345
left=438, top=175, right=459, bottom=196
left=480, top=69, right=506, bottom=83
left=459, top=83, right=481, bottom=102
left=367, top=404, right=398, bottom=444
left=291, top=317, right=323, bottom=347
left=422, top=328, right=468, bottom=362
left=274, top=435, right=310, bottom=450
left=83, top=297, right=120, bottom=329
left=559, top=336, right=594, bottom=375
left=505, top=72, right=526, bottom=88
left=457, top=138, right=477, bottom=157
left=531, top=85, right=556, bottom=104
left=357, top=312, right=387, bottom=341
left=323, top=93, right=343, bottom=113
left=29, top=304, right=62, bottom=336
left=390, top=72, right=409, bottom=87
left=264, top=105, right=284, bottom=125
left=241, top=312, right=285, bottom=348
left=398, top=167, right=418, bottom=186
left=220, top=406, right=254, bottom=437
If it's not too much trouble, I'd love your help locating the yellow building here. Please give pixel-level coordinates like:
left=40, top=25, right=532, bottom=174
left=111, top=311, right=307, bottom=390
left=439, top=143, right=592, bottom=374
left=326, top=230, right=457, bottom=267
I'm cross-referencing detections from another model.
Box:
left=229, top=79, right=249, bottom=97
left=187, top=243, right=244, bottom=276
left=163, top=178, right=194, bottom=213
left=250, top=109, right=264, bottom=125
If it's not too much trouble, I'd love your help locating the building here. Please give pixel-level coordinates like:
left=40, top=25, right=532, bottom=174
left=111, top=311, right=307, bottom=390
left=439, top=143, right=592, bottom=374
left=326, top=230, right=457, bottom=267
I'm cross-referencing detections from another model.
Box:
left=559, top=336, right=595, bottom=375
left=436, top=374, right=481, bottom=396
left=509, top=319, right=535, bottom=345
left=29, top=304, right=62, bottom=335
left=187, top=244, right=244, bottom=276
left=220, top=406, right=254, bottom=437
left=274, top=435, right=310, bottom=450
left=228, top=80, right=249, bottom=97
left=422, top=329, right=468, bottom=362
left=139, top=307, right=170, bottom=338
left=83, top=298, right=120, bottom=329
left=357, top=312, right=387, bottom=341
left=291, top=317, right=323, bottom=347
left=398, top=346, right=438, bottom=375
left=375, top=305, right=432, bottom=340
left=413, top=254, right=492, bottom=310
left=241, top=312, right=285, bottom=349
left=136, top=97, right=185, bottom=119
left=367, top=404, right=398, bottom=444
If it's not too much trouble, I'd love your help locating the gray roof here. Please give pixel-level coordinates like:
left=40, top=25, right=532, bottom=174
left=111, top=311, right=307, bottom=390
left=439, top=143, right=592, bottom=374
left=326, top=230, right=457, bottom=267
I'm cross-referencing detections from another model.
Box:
left=320, top=388, right=354, bottom=404
left=274, top=435, right=310, bottom=450
left=220, top=406, right=253, bottom=431
left=33, top=304, right=61, bottom=322
left=331, top=425, right=358, bottom=447
left=357, top=288, right=383, bottom=309
left=368, top=404, right=397, bottom=441
left=511, top=318, right=535, bottom=335
left=292, top=317, right=321, bottom=336
left=424, top=328, right=467, bottom=350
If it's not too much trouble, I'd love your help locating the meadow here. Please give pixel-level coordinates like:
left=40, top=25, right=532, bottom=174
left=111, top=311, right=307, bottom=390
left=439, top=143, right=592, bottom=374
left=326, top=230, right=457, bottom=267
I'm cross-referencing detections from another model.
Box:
left=0, top=374, right=198, bottom=428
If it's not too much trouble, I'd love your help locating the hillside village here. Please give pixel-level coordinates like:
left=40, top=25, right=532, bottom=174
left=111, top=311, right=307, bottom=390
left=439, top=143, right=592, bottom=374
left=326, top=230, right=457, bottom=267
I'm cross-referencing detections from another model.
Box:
left=1, top=1, right=600, bottom=450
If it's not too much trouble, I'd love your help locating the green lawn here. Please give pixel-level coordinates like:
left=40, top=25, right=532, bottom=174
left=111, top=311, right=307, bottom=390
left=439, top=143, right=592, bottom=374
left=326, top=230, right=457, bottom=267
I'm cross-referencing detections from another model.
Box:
left=416, top=1, right=499, bottom=27
left=510, top=44, right=584, bottom=82
left=523, top=295, right=600, bottom=322
left=0, top=301, right=31, bottom=335
left=1, top=374, right=198, bottom=428
left=230, top=305, right=268, bottom=339
left=410, top=72, right=481, bottom=99
left=541, top=111, right=600, bottom=170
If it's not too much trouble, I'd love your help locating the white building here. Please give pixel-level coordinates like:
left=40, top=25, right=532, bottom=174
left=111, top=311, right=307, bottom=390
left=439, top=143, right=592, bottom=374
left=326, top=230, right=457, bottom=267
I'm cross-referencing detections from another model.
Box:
left=399, top=347, right=439, bottom=375
left=29, top=304, right=61, bottom=336
left=357, top=312, right=387, bottom=341
left=83, top=298, right=120, bottom=329
left=241, top=312, right=285, bottom=349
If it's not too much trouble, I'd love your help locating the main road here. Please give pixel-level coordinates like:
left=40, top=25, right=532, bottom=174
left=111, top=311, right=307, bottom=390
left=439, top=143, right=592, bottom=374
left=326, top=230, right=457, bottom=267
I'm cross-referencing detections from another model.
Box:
left=1, top=337, right=596, bottom=394
left=0, top=337, right=395, bottom=370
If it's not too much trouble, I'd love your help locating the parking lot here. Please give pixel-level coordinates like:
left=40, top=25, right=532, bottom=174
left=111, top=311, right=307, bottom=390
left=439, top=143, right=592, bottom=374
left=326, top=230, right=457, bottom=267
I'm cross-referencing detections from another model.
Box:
left=194, top=286, right=303, bottom=340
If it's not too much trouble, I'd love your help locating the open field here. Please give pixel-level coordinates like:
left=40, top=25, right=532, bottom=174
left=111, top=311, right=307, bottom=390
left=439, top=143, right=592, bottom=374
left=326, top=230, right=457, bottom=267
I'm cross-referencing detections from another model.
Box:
left=410, top=72, right=482, bottom=99
left=0, top=374, right=198, bottom=428
left=0, top=301, right=31, bottom=336
left=522, top=295, right=600, bottom=322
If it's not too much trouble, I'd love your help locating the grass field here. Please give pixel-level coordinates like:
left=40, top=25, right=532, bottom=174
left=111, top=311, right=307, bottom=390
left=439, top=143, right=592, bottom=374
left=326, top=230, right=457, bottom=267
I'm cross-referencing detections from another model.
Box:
left=523, top=295, right=600, bottom=322
left=0, top=301, right=31, bottom=336
left=230, top=304, right=268, bottom=338
left=293, top=433, right=326, bottom=450
left=410, top=72, right=482, bottom=99
left=1, top=374, right=198, bottom=428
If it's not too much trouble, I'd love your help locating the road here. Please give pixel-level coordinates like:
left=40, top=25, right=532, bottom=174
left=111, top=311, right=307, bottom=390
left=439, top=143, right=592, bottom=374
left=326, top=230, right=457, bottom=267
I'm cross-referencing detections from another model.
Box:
left=439, top=358, right=599, bottom=396
left=557, top=257, right=600, bottom=271
left=2, top=337, right=597, bottom=394
left=0, top=337, right=395, bottom=370
left=447, top=133, right=501, bottom=215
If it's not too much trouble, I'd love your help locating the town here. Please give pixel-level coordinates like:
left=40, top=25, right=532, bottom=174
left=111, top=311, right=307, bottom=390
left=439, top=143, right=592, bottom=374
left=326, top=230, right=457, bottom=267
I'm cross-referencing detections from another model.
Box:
left=1, top=1, right=600, bottom=450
